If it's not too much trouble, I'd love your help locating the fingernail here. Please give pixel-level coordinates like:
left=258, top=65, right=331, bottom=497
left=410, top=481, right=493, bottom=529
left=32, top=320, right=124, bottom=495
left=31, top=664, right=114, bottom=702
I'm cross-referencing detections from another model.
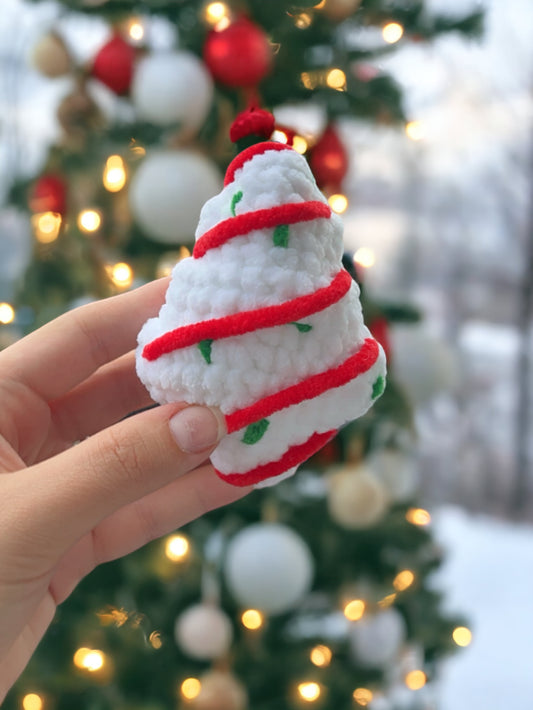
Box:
left=169, top=406, right=225, bottom=454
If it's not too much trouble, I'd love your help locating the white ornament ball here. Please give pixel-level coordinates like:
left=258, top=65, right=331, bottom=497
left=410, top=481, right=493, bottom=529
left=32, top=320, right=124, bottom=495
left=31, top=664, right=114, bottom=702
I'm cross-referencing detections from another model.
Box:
left=189, top=670, right=247, bottom=710
left=349, top=607, right=406, bottom=668
left=129, top=150, right=222, bottom=244
left=390, top=325, right=459, bottom=406
left=30, top=32, right=72, bottom=77
left=327, top=465, right=389, bottom=530
left=132, top=51, right=213, bottom=132
left=224, top=523, right=314, bottom=615
left=174, top=603, right=233, bottom=660
left=367, top=449, right=419, bottom=503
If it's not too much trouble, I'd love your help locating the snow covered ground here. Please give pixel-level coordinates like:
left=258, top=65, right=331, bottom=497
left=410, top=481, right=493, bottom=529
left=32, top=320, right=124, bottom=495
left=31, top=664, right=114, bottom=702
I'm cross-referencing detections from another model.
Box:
left=434, top=507, right=533, bottom=710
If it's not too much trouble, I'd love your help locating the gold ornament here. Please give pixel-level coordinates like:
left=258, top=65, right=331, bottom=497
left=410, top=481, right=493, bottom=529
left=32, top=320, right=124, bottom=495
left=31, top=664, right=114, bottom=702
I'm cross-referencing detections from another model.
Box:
left=327, top=464, right=389, bottom=529
left=30, top=32, right=72, bottom=78
left=321, top=0, right=362, bottom=22
left=57, top=79, right=105, bottom=151
left=186, top=670, right=247, bottom=710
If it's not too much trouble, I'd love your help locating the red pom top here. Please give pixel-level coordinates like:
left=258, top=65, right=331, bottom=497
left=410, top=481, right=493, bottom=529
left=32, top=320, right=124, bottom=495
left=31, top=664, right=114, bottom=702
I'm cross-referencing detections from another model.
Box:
left=229, top=107, right=275, bottom=143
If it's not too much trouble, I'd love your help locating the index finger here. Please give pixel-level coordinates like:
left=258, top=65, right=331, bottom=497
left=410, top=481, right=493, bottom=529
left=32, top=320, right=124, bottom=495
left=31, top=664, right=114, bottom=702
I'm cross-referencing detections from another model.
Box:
left=0, top=278, right=169, bottom=401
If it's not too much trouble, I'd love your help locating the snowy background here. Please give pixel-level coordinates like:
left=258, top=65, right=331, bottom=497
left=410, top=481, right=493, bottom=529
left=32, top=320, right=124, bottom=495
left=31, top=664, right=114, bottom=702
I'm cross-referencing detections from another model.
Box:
left=1, top=0, right=533, bottom=707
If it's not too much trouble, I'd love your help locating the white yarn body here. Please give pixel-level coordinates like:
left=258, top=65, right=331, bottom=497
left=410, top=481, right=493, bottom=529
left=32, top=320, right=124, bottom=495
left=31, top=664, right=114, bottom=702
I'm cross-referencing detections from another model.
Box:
left=136, top=146, right=386, bottom=486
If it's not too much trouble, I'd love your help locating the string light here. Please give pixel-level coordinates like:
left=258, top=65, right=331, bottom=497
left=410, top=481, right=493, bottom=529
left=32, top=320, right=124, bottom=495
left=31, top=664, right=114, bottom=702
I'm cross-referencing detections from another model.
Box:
left=0, top=303, right=15, bottom=325
left=127, top=18, right=144, bottom=41
left=272, top=129, right=290, bottom=144
left=406, top=508, right=431, bottom=526
left=108, top=262, right=134, bottom=289
left=165, top=534, right=190, bottom=561
left=294, top=12, right=313, bottom=29
left=180, top=677, right=201, bottom=700
left=353, top=688, right=373, bottom=706
left=452, top=626, right=472, bottom=647
left=77, top=209, right=101, bottom=233
left=241, top=609, right=264, bottom=630
left=292, top=135, right=308, bottom=154
left=393, top=570, right=415, bottom=592
left=382, top=22, right=404, bottom=43
left=377, top=592, right=397, bottom=608
left=297, top=681, right=321, bottom=702
left=73, top=647, right=106, bottom=672
left=31, top=211, right=62, bottom=243
left=343, top=599, right=365, bottom=621
left=204, top=2, right=231, bottom=29
left=326, top=68, right=346, bottom=91
left=405, top=669, right=427, bottom=690
left=405, top=120, right=425, bottom=141
left=328, top=193, right=349, bottom=214
left=310, top=644, right=332, bottom=667
left=353, top=247, right=375, bottom=268
left=22, top=694, right=43, bottom=710
left=103, top=155, right=127, bottom=192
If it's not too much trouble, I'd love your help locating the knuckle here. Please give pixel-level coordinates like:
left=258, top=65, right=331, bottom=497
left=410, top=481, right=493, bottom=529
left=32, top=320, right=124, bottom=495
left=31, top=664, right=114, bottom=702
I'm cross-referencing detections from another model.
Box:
left=97, top=426, right=148, bottom=488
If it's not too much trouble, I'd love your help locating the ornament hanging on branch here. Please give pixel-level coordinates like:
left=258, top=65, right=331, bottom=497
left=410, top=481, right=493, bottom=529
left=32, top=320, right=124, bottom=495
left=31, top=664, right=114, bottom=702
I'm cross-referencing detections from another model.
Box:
left=327, top=464, right=389, bottom=529
left=57, top=78, right=105, bottom=151
left=203, top=16, right=273, bottom=88
left=129, top=149, right=222, bottom=244
left=174, top=603, right=233, bottom=660
left=30, top=31, right=72, bottom=78
left=29, top=173, right=68, bottom=216
left=132, top=51, right=213, bottom=133
left=349, top=607, right=407, bottom=668
left=309, top=124, right=349, bottom=193
left=187, top=670, right=248, bottom=710
left=90, top=32, right=137, bottom=95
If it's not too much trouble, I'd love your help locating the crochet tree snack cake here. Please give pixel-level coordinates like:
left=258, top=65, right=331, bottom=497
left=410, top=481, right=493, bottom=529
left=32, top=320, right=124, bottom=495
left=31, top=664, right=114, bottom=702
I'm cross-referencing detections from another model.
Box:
left=136, top=130, right=386, bottom=488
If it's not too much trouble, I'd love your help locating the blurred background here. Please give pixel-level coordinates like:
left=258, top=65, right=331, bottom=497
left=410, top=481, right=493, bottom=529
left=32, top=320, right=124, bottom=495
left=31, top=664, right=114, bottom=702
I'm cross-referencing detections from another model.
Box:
left=1, top=0, right=532, bottom=709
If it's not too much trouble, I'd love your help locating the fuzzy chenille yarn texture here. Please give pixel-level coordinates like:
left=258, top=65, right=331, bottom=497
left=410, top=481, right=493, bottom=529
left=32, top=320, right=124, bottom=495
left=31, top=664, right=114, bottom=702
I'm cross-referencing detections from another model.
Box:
left=136, top=140, right=386, bottom=487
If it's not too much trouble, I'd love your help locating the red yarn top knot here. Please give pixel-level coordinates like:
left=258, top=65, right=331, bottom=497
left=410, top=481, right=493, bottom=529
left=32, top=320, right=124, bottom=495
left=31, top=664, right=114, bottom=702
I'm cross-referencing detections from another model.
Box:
left=230, top=107, right=275, bottom=143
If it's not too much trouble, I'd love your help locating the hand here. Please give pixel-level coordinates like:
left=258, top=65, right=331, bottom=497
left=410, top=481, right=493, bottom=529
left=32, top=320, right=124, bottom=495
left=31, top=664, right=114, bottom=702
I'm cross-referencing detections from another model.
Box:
left=0, top=279, right=249, bottom=700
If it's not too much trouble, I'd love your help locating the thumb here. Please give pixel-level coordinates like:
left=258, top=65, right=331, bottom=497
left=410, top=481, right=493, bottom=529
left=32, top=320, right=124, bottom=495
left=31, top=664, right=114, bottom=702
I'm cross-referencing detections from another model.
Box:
left=15, top=404, right=226, bottom=558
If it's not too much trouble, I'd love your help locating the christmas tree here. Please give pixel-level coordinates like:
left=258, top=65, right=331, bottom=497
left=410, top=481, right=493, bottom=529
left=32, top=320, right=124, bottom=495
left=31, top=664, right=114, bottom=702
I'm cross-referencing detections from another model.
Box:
left=1, top=1, right=479, bottom=708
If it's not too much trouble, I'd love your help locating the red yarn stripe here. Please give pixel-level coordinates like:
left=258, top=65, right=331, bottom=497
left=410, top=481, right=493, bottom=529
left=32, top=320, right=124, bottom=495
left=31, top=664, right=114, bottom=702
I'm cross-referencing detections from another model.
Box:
left=142, top=269, right=351, bottom=362
left=225, top=337, right=379, bottom=433
left=224, top=141, right=293, bottom=187
left=214, top=429, right=336, bottom=487
left=193, top=201, right=331, bottom=258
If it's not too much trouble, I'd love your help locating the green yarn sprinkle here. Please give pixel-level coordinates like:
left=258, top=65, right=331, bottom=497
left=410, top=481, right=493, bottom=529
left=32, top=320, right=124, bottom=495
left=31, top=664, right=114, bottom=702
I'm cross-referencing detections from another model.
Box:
left=231, top=190, right=243, bottom=216
left=292, top=322, right=313, bottom=333
left=198, top=339, right=214, bottom=364
left=372, top=375, right=386, bottom=399
left=242, top=418, right=270, bottom=445
left=273, top=224, right=289, bottom=248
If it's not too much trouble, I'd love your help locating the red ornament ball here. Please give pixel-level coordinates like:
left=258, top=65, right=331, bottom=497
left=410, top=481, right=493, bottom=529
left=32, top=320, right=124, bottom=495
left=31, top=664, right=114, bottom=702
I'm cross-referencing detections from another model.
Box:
left=203, top=18, right=273, bottom=88
left=91, top=33, right=136, bottom=95
left=29, top=174, right=67, bottom=215
left=309, top=124, right=349, bottom=191
left=369, top=316, right=392, bottom=363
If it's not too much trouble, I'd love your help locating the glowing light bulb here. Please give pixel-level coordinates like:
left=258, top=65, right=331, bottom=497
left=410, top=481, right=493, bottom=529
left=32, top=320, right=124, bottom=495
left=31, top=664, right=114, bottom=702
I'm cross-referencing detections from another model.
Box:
left=181, top=677, right=201, bottom=700
left=353, top=688, right=373, bottom=706
left=297, top=682, right=321, bottom=702
left=294, top=12, right=313, bottom=29
left=310, top=644, right=332, bottom=667
left=405, top=120, right=425, bottom=141
left=205, top=2, right=231, bottom=29
left=78, top=209, right=101, bottom=233
left=405, top=669, right=426, bottom=690
left=241, top=609, right=264, bottom=630
left=292, top=135, right=308, bottom=154
left=128, top=19, right=144, bottom=41
left=0, top=302, right=15, bottom=325
left=393, top=569, right=415, bottom=592
left=382, top=22, right=404, bottom=43
left=326, top=68, right=346, bottom=90
left=343, top=599, right=365, bottom=621
left=272, top=129, right=289, bottom=144
left=328, top=193, right=348, bottom=214
left=108, top=262, right=133, bottom=289
left=377, top=592, right=397, bottom=608
left=453, top=626, right=472, bottom=647
left=103, top=155, right=127, bottom=192
left=165, top=534, right=190, bottom=561
left=22, top=694, right=44, bottom=710
left=73, top=647, right=106, bottom=672
left=353, top=247, right=375, bottom=268
left=406, top=507, right=431, bottom=526
left=32, top=211, right=62, bottom=243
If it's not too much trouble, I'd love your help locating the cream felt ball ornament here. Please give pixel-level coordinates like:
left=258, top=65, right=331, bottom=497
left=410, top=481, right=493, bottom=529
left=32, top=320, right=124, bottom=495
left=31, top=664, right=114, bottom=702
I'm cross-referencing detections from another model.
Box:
left=30, top=31, right=72, bottom=78
left=136, top=109, right=386, bottom=487
left=224, top=522, right=314, bottom=615
left=175, top=603, right=233, bottom=660
left=129, top=150, right=222, bottom=244
left=132, top=51, right=213, bottom=132
left=186, top=670, right=247, bottom=710
left=349, top=607, right=407, bottom=668
left=327, top=464, right=389, bottom=529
